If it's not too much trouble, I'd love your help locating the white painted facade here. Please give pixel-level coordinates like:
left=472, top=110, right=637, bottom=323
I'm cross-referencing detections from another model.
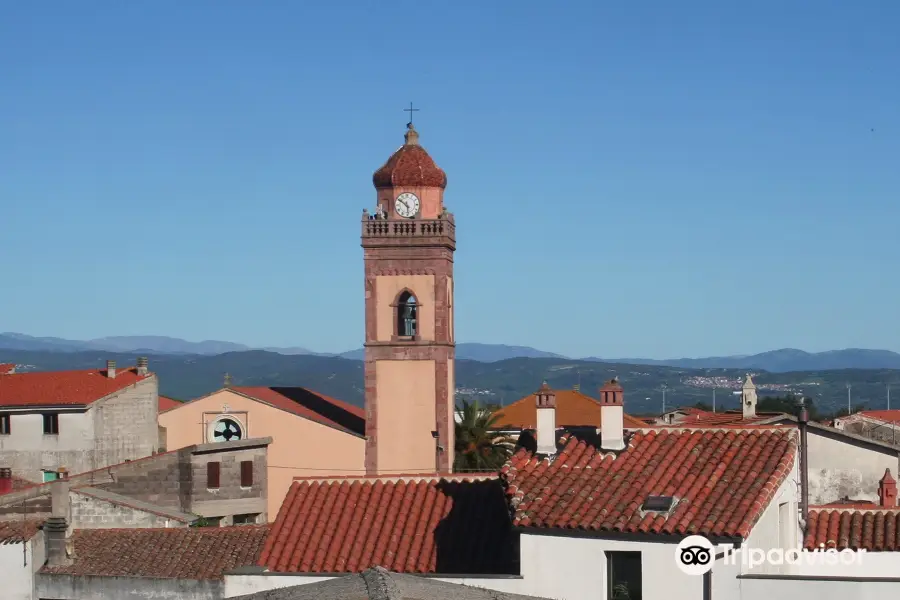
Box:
left=0, top=530, right=45, bottom=600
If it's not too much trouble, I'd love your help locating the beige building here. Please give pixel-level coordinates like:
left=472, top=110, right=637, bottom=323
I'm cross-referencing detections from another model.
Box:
left=0, top=359, right=159, bottom=482
left=158, top=386, right=365, bottom=519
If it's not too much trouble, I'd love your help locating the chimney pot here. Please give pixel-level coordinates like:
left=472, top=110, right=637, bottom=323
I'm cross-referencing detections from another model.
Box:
left=106, top=360, right=116, bottom=379
left=879, top=468, right=898, bottom=508
left=599, top=379, right=625, bottom=451
left=535, top=382, right=556, bottom=455
left=0, top=468, right=12, bottom=495
left=136, top=357, right=149, bottom=376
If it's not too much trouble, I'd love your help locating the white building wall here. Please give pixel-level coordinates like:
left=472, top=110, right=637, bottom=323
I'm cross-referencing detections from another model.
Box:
left=805, top=429, right=899, bottom=505
left=739, top=577, right=900, bottom=600
left=0, top=530, right=45, bottom=600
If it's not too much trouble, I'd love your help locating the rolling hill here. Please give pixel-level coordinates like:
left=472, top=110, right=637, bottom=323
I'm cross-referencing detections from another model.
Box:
left=2, top=348, right=899, bottom=417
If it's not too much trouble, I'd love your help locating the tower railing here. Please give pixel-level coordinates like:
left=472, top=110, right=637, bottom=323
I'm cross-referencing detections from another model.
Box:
left=361, top=213, right=456, bottom=241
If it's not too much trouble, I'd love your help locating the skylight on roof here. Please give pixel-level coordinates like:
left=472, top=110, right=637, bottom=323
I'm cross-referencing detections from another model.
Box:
left=642, top=495, right=675, bottom=512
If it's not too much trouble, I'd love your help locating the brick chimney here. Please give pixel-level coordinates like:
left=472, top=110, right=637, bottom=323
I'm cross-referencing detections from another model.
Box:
left=46, top=478, right=72, bottom=567
left=0, top=468, right=12, bottom=495
left=106, top=360, right=116, bottom=379
left=535, top=382, right=556, bottom=455
left=599, top=378, right=625, bottom=451
left=879, top=468, right=897, bottom=507
left=136, top=357, right=149, bottom=376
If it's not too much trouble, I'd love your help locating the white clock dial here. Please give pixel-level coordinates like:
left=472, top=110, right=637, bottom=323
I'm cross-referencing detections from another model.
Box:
left=395, top=193, right=420, bottom=218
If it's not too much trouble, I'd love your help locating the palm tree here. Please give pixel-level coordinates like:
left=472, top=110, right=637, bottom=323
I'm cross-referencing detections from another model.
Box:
left=454, top=399, right=515, bottom=471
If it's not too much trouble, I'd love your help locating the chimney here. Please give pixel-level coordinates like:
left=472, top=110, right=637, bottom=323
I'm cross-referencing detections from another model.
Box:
left=0, top=468, right=11, bottom=495
left=798, top=397, right=810, bottom=529
left=879, top=469, right=898, bottom=508
left=742, top=374, right=757, bottom=419
left=46, top=479, right=72, bottom=567
left=106, top=360, right=116, bottom=379
left=535, top=382, right=556, bottom=455
left=136, top=357, right=149, bottom=376
left=599, top=378, right=625, bottom=451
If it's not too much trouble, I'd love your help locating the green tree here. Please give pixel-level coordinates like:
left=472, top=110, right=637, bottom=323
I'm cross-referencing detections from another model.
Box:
left=693, top=401, right=712, bottom=411
left=454, top=399, right=514, bottom=472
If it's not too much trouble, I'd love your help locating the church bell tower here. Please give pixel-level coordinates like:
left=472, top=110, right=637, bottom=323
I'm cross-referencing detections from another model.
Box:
left=361, top=120, right=456, bottom=475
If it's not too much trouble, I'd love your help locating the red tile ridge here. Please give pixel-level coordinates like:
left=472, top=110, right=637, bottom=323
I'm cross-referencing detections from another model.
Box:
left=290, top=472, right=499, bottom=485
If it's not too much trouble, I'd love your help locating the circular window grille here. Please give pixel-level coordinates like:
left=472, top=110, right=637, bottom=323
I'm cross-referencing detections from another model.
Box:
left=209, top=417, right=244, bottom=443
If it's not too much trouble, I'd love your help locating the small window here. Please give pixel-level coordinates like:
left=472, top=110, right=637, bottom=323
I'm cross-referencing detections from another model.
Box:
left=0, top=414, right=10, bottom=435
left=397, top=292, right=417, bottom=337
left=42, top=470, right=59, bottom=483
left=233, top=513, right=258, bottom=525
left=207, top=461, right=221, bottom=489
left=240, top=460, right=253, bottom=488
left=607, top=551, right=642, bottom=600
left=642, top=495, right=674, bottom=512
left=43, top=413, right=59, bottom=435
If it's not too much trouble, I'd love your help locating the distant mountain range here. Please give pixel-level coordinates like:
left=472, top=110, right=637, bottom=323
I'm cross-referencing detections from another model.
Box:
left=2, top=332, right=900, bottom=372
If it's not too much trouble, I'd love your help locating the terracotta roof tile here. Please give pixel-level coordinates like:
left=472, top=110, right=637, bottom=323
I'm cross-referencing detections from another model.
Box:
left=495, top=389, right=646, bottom=430
left=373, top=126, right=447, bottom=189
left=501, top=428, right=796, bottom=539
left=158, top=395, right=182, bottom=412
left=805, top=508, right=900, bottom=551
left=0, top=519, right=43, bottom=544
left=259, top=474, right=517, bottom=574
left=848, top=410, right=900, bottom=424
left=41, top=526, right=269, bottom=579
left=0, top=366, right=151, bottom=407
left=658, top=408, right=786, bottom=426
left=231, top=386, right=365, bottom=436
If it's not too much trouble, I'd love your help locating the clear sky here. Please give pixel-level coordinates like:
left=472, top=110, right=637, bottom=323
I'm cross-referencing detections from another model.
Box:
left=1, top=1, right=898, bottom=359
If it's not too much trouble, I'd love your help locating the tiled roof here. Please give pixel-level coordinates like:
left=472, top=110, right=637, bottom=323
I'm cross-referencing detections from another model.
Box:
left=158, top=395, right=182, bottom=412
left=372, top=126, right=447, bottom=189
left=658, top=408, right=786, bottom=426
left=805, top=508, right=900, bottom=551
left=259, top=474, right=517, bottom=574
left=502, top=427, right=796, bottom=539
left=845, top=410, right=900, bottom=424
left=0, top=366, right=151, bottom=407
left=0, top=519, right=43, bottom=544
left=0, top=364, right=15, bottom=375
left=232, top=566, right=552, bottom=600
left=495, top=389, right=647, bottom=430
left=41, top=526, right=269, bottom=579
left=232, top=386, right=365, bottom=436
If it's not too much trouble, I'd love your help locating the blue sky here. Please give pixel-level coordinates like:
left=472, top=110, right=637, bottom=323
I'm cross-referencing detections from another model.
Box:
left=1, top=1, right=898, bottom=359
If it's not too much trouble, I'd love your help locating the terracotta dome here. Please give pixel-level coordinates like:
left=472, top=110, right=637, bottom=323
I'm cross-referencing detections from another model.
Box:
left=372, top=124, right=447, bottom=189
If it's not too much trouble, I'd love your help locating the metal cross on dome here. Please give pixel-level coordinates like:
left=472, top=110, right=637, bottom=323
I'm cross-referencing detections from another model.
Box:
left=404, top=102, right=419, bottom=125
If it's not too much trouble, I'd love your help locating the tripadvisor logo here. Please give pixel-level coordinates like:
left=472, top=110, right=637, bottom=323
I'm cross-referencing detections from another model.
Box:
left=675, top=535, right=866, bottom=575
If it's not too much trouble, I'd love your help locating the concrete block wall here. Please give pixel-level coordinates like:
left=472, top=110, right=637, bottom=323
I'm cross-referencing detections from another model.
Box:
left=97, top=449, right=190, bottom=513
left=92, top=376, right=160, bottom=468
left=190, top=445, right=268, bottom=522
left=69, top=492, right=185, bottom=530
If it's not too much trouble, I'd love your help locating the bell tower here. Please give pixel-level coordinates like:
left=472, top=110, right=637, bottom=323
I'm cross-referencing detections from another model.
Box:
left=361, top=120, right=456, bottom=475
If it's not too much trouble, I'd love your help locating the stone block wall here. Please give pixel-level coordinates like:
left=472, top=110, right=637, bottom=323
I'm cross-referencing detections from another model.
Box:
left=96, top=449, right=190, bottom=513
left=69, top=491, right=185, bottom=529
left=92, top=376, right=160, bottom=468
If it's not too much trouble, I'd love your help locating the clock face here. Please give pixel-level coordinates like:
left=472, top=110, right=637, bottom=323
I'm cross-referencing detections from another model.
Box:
left=395, top=193, right=419, bottom=218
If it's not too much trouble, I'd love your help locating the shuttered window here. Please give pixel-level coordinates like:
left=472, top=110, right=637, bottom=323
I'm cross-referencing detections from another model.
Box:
left=240, top=461, right=253, bottom=488
left=207, top=461, right=220, bottom=489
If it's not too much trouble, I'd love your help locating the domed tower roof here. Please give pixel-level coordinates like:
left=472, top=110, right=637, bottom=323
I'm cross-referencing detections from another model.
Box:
left=372, top=123, right=447, bottom=189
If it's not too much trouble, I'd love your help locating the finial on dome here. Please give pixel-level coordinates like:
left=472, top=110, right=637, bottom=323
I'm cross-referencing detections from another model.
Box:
left=404, top=122, right=419, bottom=146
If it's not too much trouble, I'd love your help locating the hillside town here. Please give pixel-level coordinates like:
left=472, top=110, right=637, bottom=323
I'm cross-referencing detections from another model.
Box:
left=2, top=122, right=899, bottom=600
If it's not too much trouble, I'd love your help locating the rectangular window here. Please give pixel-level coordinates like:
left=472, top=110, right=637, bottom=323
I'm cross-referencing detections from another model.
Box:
left=607, top=551, right=642, bottom=600
left=232, top=513, right=259, bottom=525
left=0, top=414, right=10, bottom=435
left=207, top=461, right=220, bottom=489
left=240, top=460, right=253, bottom=488
left=43, top=413, right=59, bottom=435
left=42, top=470, right=59, bottom=483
